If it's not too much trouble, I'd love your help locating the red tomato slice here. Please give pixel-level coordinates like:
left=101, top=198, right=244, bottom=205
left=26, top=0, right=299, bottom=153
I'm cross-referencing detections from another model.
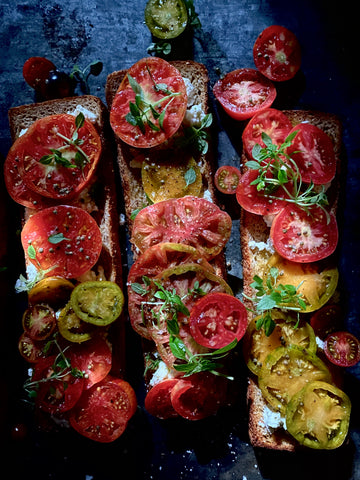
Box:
left=310, top=304, right=343, bottom=340
left=21, top=205, right=103, bottom=279
left=170, top=372, right=227, bottom=420
left=242, top=108, right=293, bottom=160
left=32, top=355, right=85, bottom=414
left=110, top=57, right=187, bottom=148
left=69, top=375, right=137, bottom=442
left=70, top=336, right=112, bottom=389
left=213, top=68, right=276, bottom=121
left=23, top=56, right=56, bottom=91
left=253, top=25, right=301, bottom=82
left=4, top=143, right=58, bottom=209
left=324, top=331, right=360, bottom=367
left=189, top=292, right=247, bottom=349
left=9, top=114, right=101, bottom=201
left=18, top=332, right=46, bottom=363
left=22, top=303, right=56, bottom=341
left=286, top=123, right=337, bottom=184
left=235, top=168, right=290, bottom=215
left=144, top=379, right=180, bottom=419
left=270, top=205, right=338, bottom=263
left=214, top=165, right=241, bottom=194
left=131, top=196, right=232, bottom=260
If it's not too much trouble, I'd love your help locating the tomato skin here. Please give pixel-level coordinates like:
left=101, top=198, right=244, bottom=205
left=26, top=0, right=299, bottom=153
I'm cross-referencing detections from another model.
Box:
left=23, top=56, right=56, bottom=92
left=324, top=331, right=360, bottom=368
left=144, top=379, right=180, bottom=419
left=22, top=303, right=56, bottom=341
left=253, top=25, right=301, bottom=82
left=214, top=166, right=241, bottom=194
left=21, top=205, right=103, bottom=279
left=110, top=57, right=187, bottom=148
left=310, top=304, right=343, bottom=340
left=270, top=205, right=338, bottom=263
left=235, top=168, right=289, bottom=215
left=18, top=332, right=46, bottom=363
left=286, top=123, right=337, bottom=185
left=242, top=108, right=293, bottom=160
left=69, top=375, right=137, bottom=443
left=189, top=292, right=248, bottom=349
left=213, top=68, right=276, bottom=121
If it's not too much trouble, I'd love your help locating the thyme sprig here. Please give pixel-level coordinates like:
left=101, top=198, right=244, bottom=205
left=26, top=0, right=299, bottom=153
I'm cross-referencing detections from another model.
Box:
left=248, top=131, right=330, bottom=220
left=243, top=267, right=307, bottom=336
left=70, top=60, right=103, bottom=94
left=39, top=113, right=90, bottom=169
left=178, top=113, right=212, bottom=154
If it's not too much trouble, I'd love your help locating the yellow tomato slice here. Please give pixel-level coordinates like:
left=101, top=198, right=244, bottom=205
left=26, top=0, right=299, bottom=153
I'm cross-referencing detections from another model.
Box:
left=57, top=303, right=93, bottom=343
left=141, top=155, right=202, bottom=203
left=28, top=276, right=74, bottom=308
left=243, top=310, right=317, bottom=376
left=286, top=380, right=351, bottom=449
left=267, top=253, right=339, bottom=312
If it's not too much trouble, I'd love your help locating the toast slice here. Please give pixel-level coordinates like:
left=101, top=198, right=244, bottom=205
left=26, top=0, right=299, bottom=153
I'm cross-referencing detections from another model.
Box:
left=240, top=110, right=343, bottom=451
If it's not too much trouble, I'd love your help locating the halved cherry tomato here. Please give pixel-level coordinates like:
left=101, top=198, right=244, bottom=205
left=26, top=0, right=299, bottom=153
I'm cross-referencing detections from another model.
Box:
left=235, top=168, right=289, bottom=215
left=310, top=304, right=343, bottom=339
left=6, top=114, right=101, bottom=202
left=324, top=331, right=360, bottom=367
left=270, top=205, right=338, bottom=263
left=57, top=303, right=94, bottom=343
left=18, top=332, right=46, bottom=363
left=189, top=292, right=247, bottom=349
left=22, top=303, right=56, bottom=341
left=21, top=205, right=103, bottom=279
left=32, top=354, right=85, bottom=414
left=170, top=372, right=227, bottom=420
left=69, top=375, right=137, bottom=442
left=286, top=123, right=337, bottom=185
left=70, top=336, right=112, bottom=389
left=131, top=196, right=232, bottom=260
left=144, top=378, right=180, bottom=419
left=110, top=57, right=187, bottom=148
left=22, top=56, right=56, bottom=92
left=214, top=166, right=241, bottom=194
left=213, top=68, right=276, bottom=121
left=253, top=25, right=301, bottom=82
left=242, top=108, right=293, bottom=160
left=286, top=381, right=351, bottom=449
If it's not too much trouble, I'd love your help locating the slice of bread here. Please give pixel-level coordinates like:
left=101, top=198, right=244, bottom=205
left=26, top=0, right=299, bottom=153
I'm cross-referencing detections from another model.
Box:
left=240, top=109, right=343, bottom=451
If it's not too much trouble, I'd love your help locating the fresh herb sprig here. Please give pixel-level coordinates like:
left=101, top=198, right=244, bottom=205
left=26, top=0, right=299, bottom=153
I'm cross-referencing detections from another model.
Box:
left=131, top=277, right=237, bottom=378
left=39, top=113, right=90, bottom=169
left=15, top=244, right=56, bottom=293
left=248, top=132, right=329, bottom=219
left=178, top=113, right=213, bottom=154
left=70, top=60, right=103, bottom=95
left=244, top=267, right=307, bottom=336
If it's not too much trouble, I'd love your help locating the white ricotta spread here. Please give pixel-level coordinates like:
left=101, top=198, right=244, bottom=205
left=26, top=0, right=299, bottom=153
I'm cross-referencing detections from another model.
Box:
left=261, top=404, right=287, bottom=432
left=183, top=104, right=206, bottom=128
left=248, top=237, right=274, bottom=253
left=149, top=360, right=173, bottom=387
left=183, top=77, right=196, bottom=107
left=67, top=105, right=98, bottom=122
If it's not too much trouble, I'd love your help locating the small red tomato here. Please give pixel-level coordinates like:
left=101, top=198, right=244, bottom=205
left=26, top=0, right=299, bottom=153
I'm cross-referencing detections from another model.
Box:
left=324, top=331, right=360, bottom=367
left=215, top=165, right=241, bottom=194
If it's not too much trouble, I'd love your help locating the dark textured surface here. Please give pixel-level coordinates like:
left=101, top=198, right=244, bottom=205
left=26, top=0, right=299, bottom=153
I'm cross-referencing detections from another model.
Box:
left=1, top=1, right=359, bottom=479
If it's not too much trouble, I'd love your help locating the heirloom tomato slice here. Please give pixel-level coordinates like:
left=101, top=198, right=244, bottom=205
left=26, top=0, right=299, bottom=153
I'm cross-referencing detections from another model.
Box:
left=7, top=114, right=101, bottom=201
left=131, top=196, right=232, bottom=260
left=243, top=310, right=317, bottom=376
left=235, top=168, right=289, bottom=215
left=21, top=205, right=102, bottom=279
left=57, top=303, right=94, bottom=343
left=32, top=354, right=85, bottom=414
left=144, top=378, right=180, bottom=419
left=213, top=68, right=276, bottom=121
left=324, top=331, right=360, bottom=368
left=253, top=25, right=301, bottom=82
left=144, top=0, right=188, bottom=39
left=286, top=381, right=351, bottom=449
left=28, top=276, right=74, bottom=308
left=214, top=165, right=241, bottom=194
left=286, top=123, right=337, bottom=184
left=110, top=57, right=187, bottom=148
left=22, top=303, right=56, bottom=341
left=69, top=375, right=137, bottom=443
left=170, top=372, right=227, bottom=420
left=258, top=345, right=332, bottom=414
left=189, top=292, right=247, bottom=349
left=242, top=108, right=293, bottom=160
left=270, top=205, right=338, bottom=263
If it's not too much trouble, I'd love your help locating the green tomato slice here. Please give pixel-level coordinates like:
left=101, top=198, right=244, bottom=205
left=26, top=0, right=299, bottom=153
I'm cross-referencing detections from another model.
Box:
left=70, top=281, right=124, bottom=326
left=243, top=310, right=317, bottom=376
left=258, top=345, right=332, bottom=415
left=145, top=0, right=188, bottom=39
left=286, top=380, right=351, bottom=449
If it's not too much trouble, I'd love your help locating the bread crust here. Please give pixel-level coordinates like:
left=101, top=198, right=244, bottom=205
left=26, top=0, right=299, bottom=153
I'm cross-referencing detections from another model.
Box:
left=240, top=109, right=343, bottom=451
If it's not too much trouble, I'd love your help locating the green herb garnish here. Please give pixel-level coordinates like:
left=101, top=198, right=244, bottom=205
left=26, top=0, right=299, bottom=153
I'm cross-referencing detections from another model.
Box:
left=70, top=60, right=103, bottom=94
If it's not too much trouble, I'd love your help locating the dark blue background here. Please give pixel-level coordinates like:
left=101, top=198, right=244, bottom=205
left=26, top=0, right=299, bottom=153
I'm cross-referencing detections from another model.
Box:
left=1, top=1, right=359, bottom=479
